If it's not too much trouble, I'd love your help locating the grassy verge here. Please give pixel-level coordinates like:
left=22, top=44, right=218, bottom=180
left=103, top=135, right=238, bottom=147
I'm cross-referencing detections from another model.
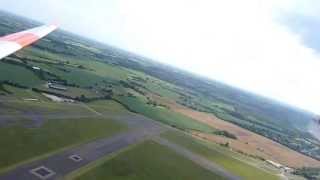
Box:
left=73, top=140, right=226, bottom=180
left=86, top=100, right=129, bottom=114
left=162, top=131, right=280, bottom=180
left=0, top=100, right=95, bottom=115
left=0, top=117, right=126, bottom=171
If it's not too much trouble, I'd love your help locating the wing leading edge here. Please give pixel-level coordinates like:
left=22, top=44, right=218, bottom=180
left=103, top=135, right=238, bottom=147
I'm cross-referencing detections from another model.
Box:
left=0, top=25, right=57, bottom=60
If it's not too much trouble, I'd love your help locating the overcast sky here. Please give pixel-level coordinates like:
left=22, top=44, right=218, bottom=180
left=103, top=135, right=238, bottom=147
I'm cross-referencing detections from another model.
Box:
left=1, top=0, right=320, bottom=114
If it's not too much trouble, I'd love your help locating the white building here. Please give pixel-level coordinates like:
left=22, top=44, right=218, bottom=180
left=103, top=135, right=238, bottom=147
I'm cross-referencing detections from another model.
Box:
left=266, top=160, right=293, bottom=172
left=32, top=66, right=41, bottom=70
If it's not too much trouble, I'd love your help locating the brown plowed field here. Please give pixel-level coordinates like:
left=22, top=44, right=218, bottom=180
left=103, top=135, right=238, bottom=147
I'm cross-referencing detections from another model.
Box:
left=153, top=95, right=320, bottom=168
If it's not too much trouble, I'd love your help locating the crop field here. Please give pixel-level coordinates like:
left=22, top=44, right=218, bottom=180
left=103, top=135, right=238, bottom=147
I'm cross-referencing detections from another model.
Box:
left=73, top=141, right=226, bottom=180
left=166, top=100, right=320, bottom=168
left=0, top=117, right=125, bottom=171
left=0, top=61, right=43, bottom=87
left=162, top=131, right=280, bottom=180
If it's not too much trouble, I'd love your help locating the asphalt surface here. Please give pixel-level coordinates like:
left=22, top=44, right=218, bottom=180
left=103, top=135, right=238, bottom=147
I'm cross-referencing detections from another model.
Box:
left=0, top=113, right=165, bottom=180
left=0, top=108, right=241, bottom=180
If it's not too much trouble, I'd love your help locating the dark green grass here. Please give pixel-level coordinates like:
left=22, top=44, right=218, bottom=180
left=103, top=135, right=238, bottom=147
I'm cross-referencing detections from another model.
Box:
left=30, top=62, right=107, bottom=87
left=116, top=96, right=214, bottom=133
left=0, top=61, right=43, bottom=87
left=0, top=117, right=125, bottom=170
left=75, top=141, right=226, bottom=180
left=162, top=131, right=279, bottom=180
left=29, top=57, right=130, bottom=87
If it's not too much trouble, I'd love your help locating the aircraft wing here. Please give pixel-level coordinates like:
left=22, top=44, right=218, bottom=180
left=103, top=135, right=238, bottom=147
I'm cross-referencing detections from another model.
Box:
left=0, top=25, right=57, bottom=60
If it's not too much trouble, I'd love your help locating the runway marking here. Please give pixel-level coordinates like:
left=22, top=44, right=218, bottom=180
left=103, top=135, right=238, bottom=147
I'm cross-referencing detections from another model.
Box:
left=29, top=166, right=56, bottom=180
left=69, top=154, right=83, bottom=162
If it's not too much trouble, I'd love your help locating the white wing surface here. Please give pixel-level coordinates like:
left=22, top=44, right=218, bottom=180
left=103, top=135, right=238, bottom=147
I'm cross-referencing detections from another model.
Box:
left=0, top=25, right=57, bottom=60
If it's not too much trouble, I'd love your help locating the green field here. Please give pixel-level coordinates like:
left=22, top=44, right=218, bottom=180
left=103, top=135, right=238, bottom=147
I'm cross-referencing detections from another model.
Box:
left=1, top=85, right=48, bottom=101
left=26, top=52, right=130, bottom=87
left=86, top=100, right=129, bottom=114
left=162, top=131, right=280, bottom=180
left=0, top=61, right=43, bottom=87
left=74, top=141, right=226, bottom=180
left=116, top=96, right=214, bottom=133
left=0, top=117, right=125, bottom=170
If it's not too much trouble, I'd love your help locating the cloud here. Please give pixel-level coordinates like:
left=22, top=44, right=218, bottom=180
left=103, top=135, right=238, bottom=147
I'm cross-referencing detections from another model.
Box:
left=1, top=0, right=320, bottom=113
left=275, top=0, right=320, bottom=18
left=116, top=0, right=320, bottom=113
left=275, top=0, right=320, bottom=52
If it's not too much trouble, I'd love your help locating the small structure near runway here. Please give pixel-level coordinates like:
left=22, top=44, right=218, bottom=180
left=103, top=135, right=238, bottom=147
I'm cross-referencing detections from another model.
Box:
left=23, top=98, right=38, bottom=101
left=69, top=154, right=83, bottom=162
left=32, top=66, right=41, bottom=71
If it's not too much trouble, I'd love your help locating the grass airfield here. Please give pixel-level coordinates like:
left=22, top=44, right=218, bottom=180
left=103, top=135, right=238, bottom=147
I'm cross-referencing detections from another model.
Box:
left=162, top=131, right=279, bottom=180
left=0, top=117, right=125, bottom=170
left=73, top=141, right=226, bottom=180
left=0, top=86, right=283, bottom=180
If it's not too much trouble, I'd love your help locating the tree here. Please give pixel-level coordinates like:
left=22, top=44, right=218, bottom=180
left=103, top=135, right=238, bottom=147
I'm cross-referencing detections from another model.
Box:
left=77, top=65, right=85, bottom=69
left=225, top=142, right=229, bottom=147
left=77, top=94, right=88, bottom=102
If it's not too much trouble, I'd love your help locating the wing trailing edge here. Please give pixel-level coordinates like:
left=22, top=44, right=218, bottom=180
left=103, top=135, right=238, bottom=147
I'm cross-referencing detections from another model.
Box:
left=0, top=25, right=57, bottom=60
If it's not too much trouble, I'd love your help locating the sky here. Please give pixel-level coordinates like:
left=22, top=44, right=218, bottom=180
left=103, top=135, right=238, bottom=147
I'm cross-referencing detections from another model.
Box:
left=1, top=0, right=320, bottom=114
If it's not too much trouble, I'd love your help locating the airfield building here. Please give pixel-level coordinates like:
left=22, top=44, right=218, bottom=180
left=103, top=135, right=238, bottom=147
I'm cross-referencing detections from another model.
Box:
left=47, top=82, right=67, bottom=91
left=32, top=66, right=41, bottom=70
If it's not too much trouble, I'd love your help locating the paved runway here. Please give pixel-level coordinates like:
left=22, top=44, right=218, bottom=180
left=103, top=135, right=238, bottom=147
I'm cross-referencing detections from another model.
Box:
left=0, top=112, right=240, bottom=180
left=0, top=113, right=165, bottom=180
